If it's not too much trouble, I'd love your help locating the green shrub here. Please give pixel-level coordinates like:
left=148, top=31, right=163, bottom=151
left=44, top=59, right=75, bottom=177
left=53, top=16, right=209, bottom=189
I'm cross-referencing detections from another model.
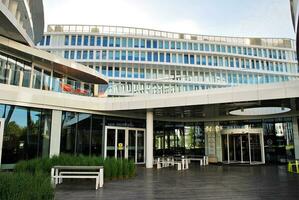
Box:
left=15, top=154, right=135, bottom=180
left=0, top=172, right=54, bottom=200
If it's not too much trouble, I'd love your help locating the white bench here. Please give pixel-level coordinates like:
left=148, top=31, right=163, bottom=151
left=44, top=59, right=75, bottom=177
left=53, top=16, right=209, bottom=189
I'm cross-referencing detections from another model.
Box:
left=188, top=156, right=209, bottom=166
left=51, top=166, right=104, bottom=190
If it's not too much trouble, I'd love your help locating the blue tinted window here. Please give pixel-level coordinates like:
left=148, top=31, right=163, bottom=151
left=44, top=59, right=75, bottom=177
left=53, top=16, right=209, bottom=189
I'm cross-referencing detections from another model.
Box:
left=102, top=50, right=107, bottom=60
left=121, top=67, right=126, bottom=78
left=227, top=46, right=231, bottom=53
left=146, top=40, right=152, bottom=48
left=84, top=36, right=89, bottom=46
left=177, top=42, right=181, bottom=50
left=190, top=55, right=194, bottom=64
left=96, top=51, right=100, bottom=60
left=40, top=36, right=45, bottom=45
left=256, top=60, right=260, bottom=69
left=211, top=44, right=215, bottom=52
left=213, top=56, right=218, bottom=66
left=102, top=66, right=107, bottom=76
left=221, top=45, right=226, bottom=53
left=108, top=51, right=113, bottom=60
left=141, top=39, right=145, bottom=48
left=108, top=67, right=113, bottom=77
left=128, top=51, right=133, bottom=60
left=154, top=52, right=158, bottom=62
left=158, top=40, right=163, bottom=49
left=219, top=57, right=223, bottom=66
left=230, top=58, right=234, bottom=67
left=248, top=48, right=252, bottom=56
left=225, top=57, right=229, bottom=67
left=196, top=55, right=200, bottom=65
left=205, top=44, right=209, bottom=51
left=184, top=54, right=189, bottom=64
left=208, top=56, right=212, bottom=66
left=178, top=54, right=183, bottom=63
left=77, top=35, right=82, bottom=45
left=273, top=50, right=277, bottom=59
left=109, top=37, right=114, bottom=47
left=89, top=50, right=94, bottom=59
left=127, top=67, right=132, bottom=78
left=194, top=43, right=198, bottom=51
left=199, top=43, right=204, bottom=51
left=182, top=42, right=187, bottom=50
left=153, top=40, right=157, bottom=48
left=83, top=50, right=88, bottom=59
left=159, top=53, right=164, bottom=62
left=233, top=74, right=237, bottom=84
left=141, top=52, right=146, bottom=61
left=103, top=37, right=108, bottom=47
left=216, top=45, right=220, bottom=52
left=115, top=51, right=120, bottom=60
left=114, top=67, right=119, bottom=77
left=236, top=59, right=240, bottom=68
left=172, top=54, right=177, bottom=63
left=166, top=53, right=170, bottom=63
left=243, top=47, right=247, bottom=55
left=128, top=38, right=133, bottom=48
left=71, top=35, right=76, bottom=45
left=188, top=43, right=193, bottom=50
left=64, top=35, right=69, bottom=45
left=96, top=36, right=101, bottom=46
left=70, top=50, right=75, bottom=59
left=134, top=38, right=139, bottom=48
left=171, top=41, right=175, bottom=49
left=202, top=56, right=206, bottom=65
left=116, top=38, right=121, bottom=47
left=253, top=48, right=257, bottom=56
left=134, top=51, right=139, bottom=61
left=246, top=59, right=250, bottom=69
left=121, top=51, right=126, bottom=60
left=165, top=41, right=169, bottom=49
left=134, top=67, right=138, bottom=78
left=76, top=51, right=81, bottom=59
left=232, top=46, right=237, bottom=54
left=45, top=36, right=51, bottom=45
left=90, top=36, right=95, bottom=46
left=268, top=50, right=272, bottom=58
left=228, top=74, right=232, bottom=84
left=258, top=49, right=262, bottom=57
left=238, top=47, right=242, bottom=54
left=122, top=38, right=127, bottom=47
left=147, top=52, right=152, bottom=61
left=64, top=51, right=69, bottom=59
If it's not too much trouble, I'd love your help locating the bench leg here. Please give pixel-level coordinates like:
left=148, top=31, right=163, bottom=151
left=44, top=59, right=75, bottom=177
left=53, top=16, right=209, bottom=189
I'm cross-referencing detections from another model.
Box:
left=177, top=163, right=181, bottom=170
left=96, top=177, right=99, bottom=190
left=51, top=168, right=55, bottom=187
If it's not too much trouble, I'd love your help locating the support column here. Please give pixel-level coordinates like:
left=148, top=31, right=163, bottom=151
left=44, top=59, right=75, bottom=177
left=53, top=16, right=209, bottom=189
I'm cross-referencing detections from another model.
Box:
left=146, top=110, right=153, bottom=168
left=49, top=110, right=62, bottom=157
left=293, top=117, right=299, bottom=160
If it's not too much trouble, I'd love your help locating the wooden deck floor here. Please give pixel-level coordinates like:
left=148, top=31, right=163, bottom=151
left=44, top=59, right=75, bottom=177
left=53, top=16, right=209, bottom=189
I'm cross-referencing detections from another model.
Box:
left=55, top=164, right=299, bottom=200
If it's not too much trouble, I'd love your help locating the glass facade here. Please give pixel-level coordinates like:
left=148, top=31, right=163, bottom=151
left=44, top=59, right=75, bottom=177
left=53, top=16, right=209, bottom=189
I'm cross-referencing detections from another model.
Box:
left=0, top=104, right=51, bottom=165
left=39, top=28, right=299, bottom=96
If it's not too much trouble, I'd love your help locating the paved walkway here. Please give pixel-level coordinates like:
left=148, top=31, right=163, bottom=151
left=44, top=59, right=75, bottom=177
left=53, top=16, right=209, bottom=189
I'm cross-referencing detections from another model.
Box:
left=55, top=164, right=299, bottom=200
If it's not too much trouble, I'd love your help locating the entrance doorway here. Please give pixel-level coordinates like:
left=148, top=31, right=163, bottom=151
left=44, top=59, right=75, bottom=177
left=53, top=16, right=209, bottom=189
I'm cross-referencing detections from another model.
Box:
left=104, top=126, right=145, bottom=164
left=222, top=129, right=265, bottom=164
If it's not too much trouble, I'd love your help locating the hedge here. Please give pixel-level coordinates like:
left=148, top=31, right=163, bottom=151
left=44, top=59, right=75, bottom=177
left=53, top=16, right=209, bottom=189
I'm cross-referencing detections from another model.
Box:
left=0, top=172, right=54, bottom=200
left=15, top=154, right=136, bottom=180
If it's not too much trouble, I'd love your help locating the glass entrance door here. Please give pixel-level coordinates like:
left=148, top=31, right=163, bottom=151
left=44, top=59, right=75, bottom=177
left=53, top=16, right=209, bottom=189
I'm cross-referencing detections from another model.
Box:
left=105, top=126, right=145, bottom=164
left=222, top=132, right=264, bottom=164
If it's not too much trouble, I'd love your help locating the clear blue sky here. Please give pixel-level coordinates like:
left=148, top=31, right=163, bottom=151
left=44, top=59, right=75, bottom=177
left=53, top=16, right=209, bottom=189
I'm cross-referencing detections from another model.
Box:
left=43, top=0, right=295, bottom=39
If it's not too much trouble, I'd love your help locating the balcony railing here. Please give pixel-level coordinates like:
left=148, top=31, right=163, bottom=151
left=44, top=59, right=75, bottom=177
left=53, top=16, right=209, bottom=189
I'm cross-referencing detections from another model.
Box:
left=47, top=24, right=295, bottom=49
left=0, top=68, right=99, bottom=97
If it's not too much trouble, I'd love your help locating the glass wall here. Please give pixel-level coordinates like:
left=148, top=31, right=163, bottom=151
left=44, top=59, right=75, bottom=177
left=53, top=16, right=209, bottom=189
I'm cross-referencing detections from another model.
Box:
left=154, top=121, right=205, bottom=157
left=0, top=104, right=51, bottom=165
left=60, top=112, right=103, bottom=156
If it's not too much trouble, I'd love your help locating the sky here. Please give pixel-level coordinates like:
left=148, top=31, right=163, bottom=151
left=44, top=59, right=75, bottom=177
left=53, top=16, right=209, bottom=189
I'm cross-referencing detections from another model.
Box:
left=43, top=0, right=295, bottom=39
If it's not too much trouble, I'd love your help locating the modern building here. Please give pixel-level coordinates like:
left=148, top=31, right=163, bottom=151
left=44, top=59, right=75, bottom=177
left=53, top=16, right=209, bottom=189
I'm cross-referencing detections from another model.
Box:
left=38, top=25, right=299, bottom=97
left=1, top=0, right=299, bottom=170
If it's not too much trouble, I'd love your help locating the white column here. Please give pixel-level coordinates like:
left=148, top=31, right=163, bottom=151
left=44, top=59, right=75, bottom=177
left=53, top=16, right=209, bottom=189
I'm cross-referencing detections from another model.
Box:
left=293, top=117, right=299, bottom=160
left=146, top=110, right=153, bottom=168
left=49, top=110, right=62, bottom=157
